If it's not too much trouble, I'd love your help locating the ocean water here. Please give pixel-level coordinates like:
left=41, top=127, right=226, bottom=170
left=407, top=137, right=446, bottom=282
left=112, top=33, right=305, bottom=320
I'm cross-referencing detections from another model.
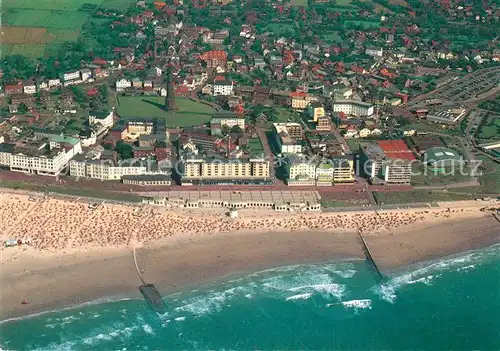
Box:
left=1, top=245, right=499, bottom=350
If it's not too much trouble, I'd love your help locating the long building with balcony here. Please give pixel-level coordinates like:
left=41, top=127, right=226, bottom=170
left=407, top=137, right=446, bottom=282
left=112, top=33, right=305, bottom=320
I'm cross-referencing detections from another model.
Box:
left=359, top=140, right=415, bottom=184
left=1, top=136, right=81, bottom=176
left=285, top=155, right=355, bottom=186
left=180, top=155, right=272, bottom=186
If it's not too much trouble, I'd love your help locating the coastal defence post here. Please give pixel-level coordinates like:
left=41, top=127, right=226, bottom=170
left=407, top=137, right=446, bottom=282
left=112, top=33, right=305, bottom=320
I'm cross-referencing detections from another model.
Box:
left=133, top=248, right=167, bottom=314
left=356, top=230, right=384, bottom=280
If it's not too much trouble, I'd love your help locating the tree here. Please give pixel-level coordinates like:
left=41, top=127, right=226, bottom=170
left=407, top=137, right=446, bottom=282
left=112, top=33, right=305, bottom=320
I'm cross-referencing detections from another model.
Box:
left=115, top=141, right=133, bottom=159
left=221, top=124, right=230, bottom=136
left=18, top=103, right=28, bottom=114
left=230, top=125, right=243, bottom=135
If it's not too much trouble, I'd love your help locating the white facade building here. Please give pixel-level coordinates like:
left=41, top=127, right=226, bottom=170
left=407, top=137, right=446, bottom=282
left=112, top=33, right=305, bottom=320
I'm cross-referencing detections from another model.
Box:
left=23, top=83, right=36, bottom=94
left=9, top=137, right=81, bottom=177
left=80, top=69, right=92, bottom=81
left=365, top=47, right=383, bottom=57
left=213, top=79, right=234, bottom=96
left=116, top=78, right=132, bottom=91
left=63, top=71, right=81, bottom=81
left=88, top=110, right=114, bottom=130
left=332, top=100, right=374, bottom=117
left=48, top=78, right=61, bottom=88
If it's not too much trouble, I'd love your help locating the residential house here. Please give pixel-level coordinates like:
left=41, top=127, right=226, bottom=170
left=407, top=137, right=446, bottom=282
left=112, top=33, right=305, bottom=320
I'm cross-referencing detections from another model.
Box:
left=23, top=80, right=36, bottom=94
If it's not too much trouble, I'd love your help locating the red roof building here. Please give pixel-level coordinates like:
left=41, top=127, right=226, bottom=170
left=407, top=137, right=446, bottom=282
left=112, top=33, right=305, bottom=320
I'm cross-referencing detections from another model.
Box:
left=199, top=50, right=227, bottom=68
left=4, top=81, right=23, bottom=95
left=92, top=58, right=108, bottom=66
left=377, top=140, right=416, bottom=161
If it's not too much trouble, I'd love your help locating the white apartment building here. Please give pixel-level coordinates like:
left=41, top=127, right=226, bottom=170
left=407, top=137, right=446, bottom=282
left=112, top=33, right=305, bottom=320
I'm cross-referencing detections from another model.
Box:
left=38, top=81, right=49, bottom=91
left=48, top=78, right=61, bottom=88
left=315, top=164, right=335, bottom=186
left=80, top=69, right=92, bottom=81
left=365, top=47, right=383, bottom=57
left=213, top=78, right=234, bottom=96
left=273, top=123, right=302, bottom=155
left=286, top=156, right=316, bottom=186
left=116, top=78, right=132, bottom=91
left=88, top=110, right=114, bottom=130
left=23, top=83, right=36, bottom=94
left=70, top=156, right=163, bottom=181
left=63, top=71, right=81, bottom=81
left=4, top=136, right=81, bottom=177
left=332, top=100, right=374, bottom=117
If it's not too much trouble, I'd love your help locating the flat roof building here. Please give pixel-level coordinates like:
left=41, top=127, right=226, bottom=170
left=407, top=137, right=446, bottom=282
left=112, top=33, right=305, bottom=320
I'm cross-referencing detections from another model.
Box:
left=273, top=123, right=303, bottom=155
left=360, top=140, right=414, bottom=184
left=332, top=100, right=374, bottom=117
left=426, top=108, right=467, bottom=125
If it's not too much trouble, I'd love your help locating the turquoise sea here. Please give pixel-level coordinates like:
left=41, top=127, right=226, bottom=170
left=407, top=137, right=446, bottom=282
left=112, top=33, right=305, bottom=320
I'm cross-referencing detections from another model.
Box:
left=1, top=244, right=499, bottom=350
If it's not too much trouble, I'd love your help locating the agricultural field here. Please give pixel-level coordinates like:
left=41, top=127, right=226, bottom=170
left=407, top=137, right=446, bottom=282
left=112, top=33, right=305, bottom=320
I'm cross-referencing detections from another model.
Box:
left=0, top=0, right=106, bottom=58
left=117, top=96, right=215, bottom=127
left=99, top=0, right=137, bottom=10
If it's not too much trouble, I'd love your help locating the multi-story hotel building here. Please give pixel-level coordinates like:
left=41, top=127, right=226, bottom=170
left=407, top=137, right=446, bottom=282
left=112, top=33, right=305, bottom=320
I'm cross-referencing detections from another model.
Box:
left=181, top=156, right=272, bottom=186
left=273, top=123, right=303, bottom=155
left=360, top=141, right=414, bottom=184
left=6, top=136, right=82, bottom=176
left=285, top=155, right=354, bottom=186
left=332, top=100, right=374, bottom=117
left=285, top=155, right=316, bottom=186
left=70, top=154, right=168, bottom=181
left=291, top=92, right=317, bottom=110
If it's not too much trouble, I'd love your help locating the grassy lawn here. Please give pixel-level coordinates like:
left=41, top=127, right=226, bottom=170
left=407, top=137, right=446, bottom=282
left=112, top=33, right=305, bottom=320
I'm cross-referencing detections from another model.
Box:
left=0, top=181, right=142, bottom=203
left=100, top=0, right=138, bottom=9
left=117, top=96, right=215, bottom=127
left=247, top=137, right=265, bottom=155
left=320, top=199, right=369, bottom=208
left=291, top=0, right=308, bottom=7
left=410, top=163, right=475, bottom=186
left=344, top=20, right=380, bottom=29
left=477, top=115, right=500, bottom=140
left=346, top=138, right=362, bottom=153
left=373, top=190, right=478, bottom=205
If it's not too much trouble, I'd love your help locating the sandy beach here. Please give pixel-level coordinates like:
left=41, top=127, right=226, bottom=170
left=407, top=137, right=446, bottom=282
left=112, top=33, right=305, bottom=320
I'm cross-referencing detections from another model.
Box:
left=1, top=191, right=499, bottom=320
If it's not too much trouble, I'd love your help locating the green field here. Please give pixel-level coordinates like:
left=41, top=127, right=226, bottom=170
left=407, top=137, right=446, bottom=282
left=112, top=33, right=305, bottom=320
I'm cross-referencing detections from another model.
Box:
left=344, top=20, right=381, bottom=29
left=291, top=0, right=308, bottom=7
left=3, top=9, right=89, bottom=29
left=0, top=0, right=107, bottom=58
left=477, top=115, right=500, bottom=140
left=1, top=0, right=103, bottom=11
left=373, top=190, right=477, bottom=205
left=9, top=44, right=47, bottom=58
left=117, top=96, right=215, bottom=127
left=100, top=0, right=137, bottom=10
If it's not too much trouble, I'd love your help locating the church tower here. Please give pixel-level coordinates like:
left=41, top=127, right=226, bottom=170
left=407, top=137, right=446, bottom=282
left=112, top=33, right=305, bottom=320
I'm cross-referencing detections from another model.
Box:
left=165, top=64, right=176, bottom=111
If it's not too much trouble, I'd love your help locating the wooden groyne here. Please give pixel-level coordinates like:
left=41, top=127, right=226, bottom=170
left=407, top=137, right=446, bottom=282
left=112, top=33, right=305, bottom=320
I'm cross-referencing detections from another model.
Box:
left=133, top=247, right=167, bottom=314
left=357, top=230, right=384, bottom=280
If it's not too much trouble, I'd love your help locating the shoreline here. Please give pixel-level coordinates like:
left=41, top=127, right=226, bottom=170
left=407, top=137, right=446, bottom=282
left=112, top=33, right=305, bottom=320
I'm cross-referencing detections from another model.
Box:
left=1, top=190, right=499, bottom=320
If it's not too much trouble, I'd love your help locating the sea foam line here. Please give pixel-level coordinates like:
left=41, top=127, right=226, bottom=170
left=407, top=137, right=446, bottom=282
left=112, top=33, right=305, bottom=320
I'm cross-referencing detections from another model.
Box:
left=0, top=297, right=135, bottom=325
left=373, top=244, right=500, bottom=304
